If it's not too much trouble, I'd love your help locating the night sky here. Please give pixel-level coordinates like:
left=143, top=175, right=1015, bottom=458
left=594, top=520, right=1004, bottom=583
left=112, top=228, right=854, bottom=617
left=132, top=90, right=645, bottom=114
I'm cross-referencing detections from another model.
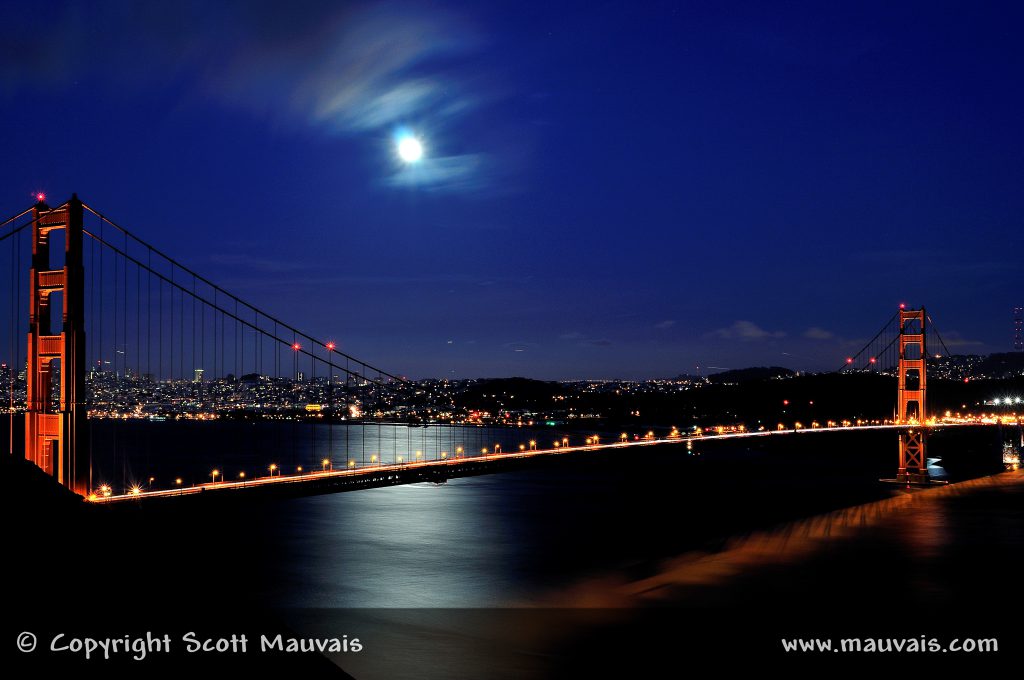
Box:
left=1, top=1, right=1021, bottom=379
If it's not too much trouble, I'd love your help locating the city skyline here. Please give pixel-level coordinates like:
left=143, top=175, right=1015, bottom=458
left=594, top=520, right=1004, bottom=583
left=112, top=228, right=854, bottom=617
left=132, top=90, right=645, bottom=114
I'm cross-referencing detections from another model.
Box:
left=1, top=1, right=1022, bottom=380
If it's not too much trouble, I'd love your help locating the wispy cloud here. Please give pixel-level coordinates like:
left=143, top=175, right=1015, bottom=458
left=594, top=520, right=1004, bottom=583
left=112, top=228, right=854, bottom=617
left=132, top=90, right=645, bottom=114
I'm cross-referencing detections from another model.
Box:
left=215, top=2, right=483, bottom=135
left=3, top=1, right=498, bottom=192
left=210, top=2, right=491, bottom=190
left=803, top=326, right=834, bottom=340
left=654, top=319, right=676, bottom=330
left=385, top=154, right=487, bottom=192
left=709, top=320, right=786, bottom=341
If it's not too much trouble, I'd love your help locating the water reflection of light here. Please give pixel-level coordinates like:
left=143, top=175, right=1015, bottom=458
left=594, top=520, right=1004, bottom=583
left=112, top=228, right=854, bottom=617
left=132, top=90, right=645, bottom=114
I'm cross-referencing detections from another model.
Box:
left=269, top=479, right=521, bottom=608
left=926, top=457, right=948, bottom=480
left=899, top=502, right=949, bottom=563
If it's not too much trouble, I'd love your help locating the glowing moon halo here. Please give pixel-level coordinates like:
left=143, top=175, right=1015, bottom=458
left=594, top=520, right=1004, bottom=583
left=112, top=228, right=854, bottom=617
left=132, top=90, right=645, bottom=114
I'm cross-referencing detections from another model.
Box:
left=397, top=136, right=424, bottom=163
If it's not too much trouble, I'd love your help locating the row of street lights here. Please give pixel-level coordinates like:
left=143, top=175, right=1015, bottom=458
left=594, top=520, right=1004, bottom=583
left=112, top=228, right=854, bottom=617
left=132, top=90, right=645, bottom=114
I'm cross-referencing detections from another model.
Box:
left=203, top=433, right=629, bottom=484
left=104, top=434, right=643, bottom=497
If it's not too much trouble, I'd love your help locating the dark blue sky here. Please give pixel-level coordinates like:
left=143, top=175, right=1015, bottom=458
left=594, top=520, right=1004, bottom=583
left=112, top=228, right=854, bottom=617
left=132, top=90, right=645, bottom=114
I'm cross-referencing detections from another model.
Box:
left=1, top=1, right=1021, bottom=379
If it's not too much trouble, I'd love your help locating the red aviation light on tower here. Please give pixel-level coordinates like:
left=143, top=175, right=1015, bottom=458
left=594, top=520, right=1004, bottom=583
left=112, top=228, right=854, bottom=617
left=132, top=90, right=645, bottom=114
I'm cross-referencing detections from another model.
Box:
left=292, top=342, right=301, bottom=352
left=899, top=303, right=906, bottom=310
left=325, top=341, right=336, bottom=352
left=846, top=357, right=854, bottom=364
left=869, top=357, right=877, bottom=364
left=35, top=192, right=46, bottom=203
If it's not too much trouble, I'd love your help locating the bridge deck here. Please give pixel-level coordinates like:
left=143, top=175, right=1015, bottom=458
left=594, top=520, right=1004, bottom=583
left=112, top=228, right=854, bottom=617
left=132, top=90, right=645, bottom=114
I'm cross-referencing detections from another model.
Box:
left=90, top=422, right=993, bottom=504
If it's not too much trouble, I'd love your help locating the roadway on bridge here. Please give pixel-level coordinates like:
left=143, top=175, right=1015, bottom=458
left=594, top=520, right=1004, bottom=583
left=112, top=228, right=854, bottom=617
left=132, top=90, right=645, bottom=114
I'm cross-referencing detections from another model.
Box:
left=91, top=421, right=996, bottom=503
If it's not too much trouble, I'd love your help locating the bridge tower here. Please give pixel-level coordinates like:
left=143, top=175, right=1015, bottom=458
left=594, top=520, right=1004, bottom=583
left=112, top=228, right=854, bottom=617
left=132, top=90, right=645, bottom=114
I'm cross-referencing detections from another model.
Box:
left=896, top=307, right=929, bottom=485
left=25, top=195, right=89, bottom=495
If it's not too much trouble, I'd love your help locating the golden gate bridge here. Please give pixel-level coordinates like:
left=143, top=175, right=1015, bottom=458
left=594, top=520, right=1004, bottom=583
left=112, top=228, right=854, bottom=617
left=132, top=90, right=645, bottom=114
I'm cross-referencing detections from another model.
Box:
left=0, top=194, right=1010, bottom=502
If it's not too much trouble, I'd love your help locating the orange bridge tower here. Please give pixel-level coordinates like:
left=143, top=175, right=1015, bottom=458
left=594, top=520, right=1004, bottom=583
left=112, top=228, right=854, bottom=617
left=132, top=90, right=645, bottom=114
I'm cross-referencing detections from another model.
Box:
left=25, top=194, right=89, bottom=495
left=896, top=307, right=929, bottom=485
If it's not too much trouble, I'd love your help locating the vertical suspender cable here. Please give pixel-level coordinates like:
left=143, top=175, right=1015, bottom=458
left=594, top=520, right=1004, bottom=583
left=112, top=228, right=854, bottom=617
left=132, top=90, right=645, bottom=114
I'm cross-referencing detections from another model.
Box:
left=123, top=230, right=128, bottom=377
left=179, top=273, right=183, bottom=381
left=8, top=216, right=16, bottom=455
left=136, top=261, right=140, bottom=378
left=159, top=269, right=163, bottom=381
left=312, top=339, right=317, bottom=465
left=147, top=248, right=151, bottom=381
left=192, top=276, right=196, bottom=383
left=168, top=263, right=174, bottom=381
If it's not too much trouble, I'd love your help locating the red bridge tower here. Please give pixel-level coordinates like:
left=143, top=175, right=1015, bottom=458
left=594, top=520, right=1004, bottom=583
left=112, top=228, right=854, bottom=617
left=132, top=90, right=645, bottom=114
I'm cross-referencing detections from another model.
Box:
left=896, top=307, right=929, bottom=485
left=25, top=195, right=89, bottom=495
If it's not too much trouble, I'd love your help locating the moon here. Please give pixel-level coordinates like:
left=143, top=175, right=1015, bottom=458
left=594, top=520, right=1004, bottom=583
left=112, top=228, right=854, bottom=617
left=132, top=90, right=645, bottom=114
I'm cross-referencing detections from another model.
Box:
left=397, top=136, right=424, bottom=163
